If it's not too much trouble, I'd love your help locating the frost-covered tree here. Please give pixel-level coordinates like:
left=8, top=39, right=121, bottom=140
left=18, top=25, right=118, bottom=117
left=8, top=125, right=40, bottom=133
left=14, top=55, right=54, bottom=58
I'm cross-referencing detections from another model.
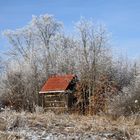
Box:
left=2, top=14, right=62, bottom=111
left=74, top=18, right=113, bottom=114
left=0, top=14, right=137, bottom=113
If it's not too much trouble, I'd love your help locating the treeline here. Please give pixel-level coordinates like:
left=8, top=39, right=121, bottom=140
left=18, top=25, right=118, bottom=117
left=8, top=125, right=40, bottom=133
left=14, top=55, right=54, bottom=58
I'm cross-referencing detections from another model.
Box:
left=0, top=14, right=139, bottom=115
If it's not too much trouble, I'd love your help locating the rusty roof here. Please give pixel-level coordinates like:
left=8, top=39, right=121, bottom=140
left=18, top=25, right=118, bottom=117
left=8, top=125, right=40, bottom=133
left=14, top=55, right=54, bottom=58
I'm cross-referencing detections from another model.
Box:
left=39, top=74, right=76, bottom=93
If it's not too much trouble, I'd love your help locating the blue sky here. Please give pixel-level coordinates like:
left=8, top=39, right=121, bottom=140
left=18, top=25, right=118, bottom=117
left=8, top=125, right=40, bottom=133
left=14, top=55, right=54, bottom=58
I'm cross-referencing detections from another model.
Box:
left=0, top=0, right=140, bottom=58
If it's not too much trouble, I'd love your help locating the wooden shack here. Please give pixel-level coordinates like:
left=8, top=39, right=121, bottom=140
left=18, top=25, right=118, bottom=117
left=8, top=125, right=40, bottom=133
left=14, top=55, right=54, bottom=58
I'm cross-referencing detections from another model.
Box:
left=39, top=74, right=78, bottom=112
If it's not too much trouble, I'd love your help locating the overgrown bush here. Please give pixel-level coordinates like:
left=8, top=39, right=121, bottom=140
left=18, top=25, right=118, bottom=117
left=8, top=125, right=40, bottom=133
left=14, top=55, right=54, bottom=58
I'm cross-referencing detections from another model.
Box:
left=108, top=75, right=140, bottom=116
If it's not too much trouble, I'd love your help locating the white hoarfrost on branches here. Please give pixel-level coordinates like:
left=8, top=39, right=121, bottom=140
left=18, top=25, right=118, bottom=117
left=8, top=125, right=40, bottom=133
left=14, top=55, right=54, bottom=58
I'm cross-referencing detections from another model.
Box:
left=0, top=14, right=137, bottom=115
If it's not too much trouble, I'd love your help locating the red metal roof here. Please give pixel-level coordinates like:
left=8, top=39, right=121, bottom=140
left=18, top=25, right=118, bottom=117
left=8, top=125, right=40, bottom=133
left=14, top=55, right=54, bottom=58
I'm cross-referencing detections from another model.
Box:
left=40, top=74, right=75, bottom=93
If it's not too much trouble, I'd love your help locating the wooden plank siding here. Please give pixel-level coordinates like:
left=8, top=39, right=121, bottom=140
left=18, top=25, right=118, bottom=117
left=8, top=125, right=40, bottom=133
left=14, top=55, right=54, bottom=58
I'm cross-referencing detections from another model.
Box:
left=39, top=74, right=78, bottom=112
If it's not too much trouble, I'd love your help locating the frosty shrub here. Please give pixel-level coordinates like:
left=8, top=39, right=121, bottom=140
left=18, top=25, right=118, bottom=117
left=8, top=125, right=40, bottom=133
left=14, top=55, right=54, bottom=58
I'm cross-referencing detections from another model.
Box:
left=108, top=74, right=140, bottom=116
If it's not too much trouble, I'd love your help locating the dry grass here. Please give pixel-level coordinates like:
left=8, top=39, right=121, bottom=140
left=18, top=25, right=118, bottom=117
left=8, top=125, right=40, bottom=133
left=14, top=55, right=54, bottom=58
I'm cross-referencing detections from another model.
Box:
left=0, top=109, right=139, bottom=140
